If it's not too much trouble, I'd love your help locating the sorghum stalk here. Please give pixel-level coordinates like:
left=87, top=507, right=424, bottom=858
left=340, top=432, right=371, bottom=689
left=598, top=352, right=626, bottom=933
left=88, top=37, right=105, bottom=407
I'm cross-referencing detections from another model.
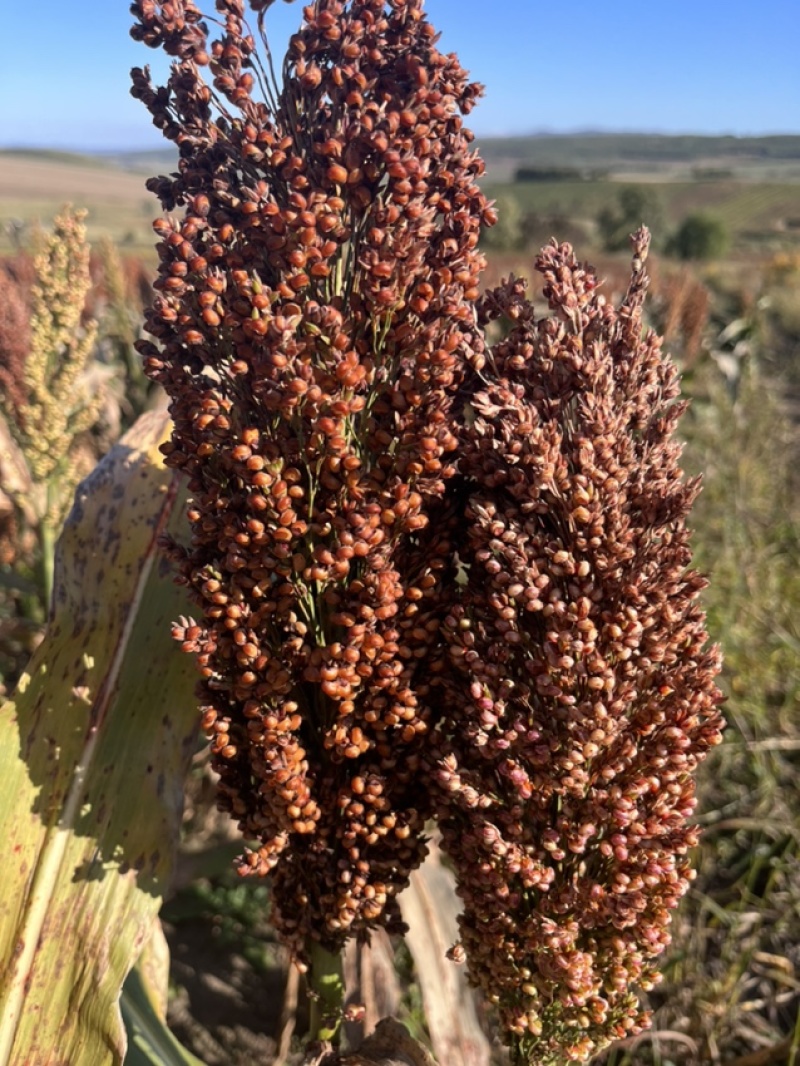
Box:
left=431, top=231, right=724, bottom=1064
left=131, top=0, right=492, bottom=997
left=308, top=940, right=345, bottom=1043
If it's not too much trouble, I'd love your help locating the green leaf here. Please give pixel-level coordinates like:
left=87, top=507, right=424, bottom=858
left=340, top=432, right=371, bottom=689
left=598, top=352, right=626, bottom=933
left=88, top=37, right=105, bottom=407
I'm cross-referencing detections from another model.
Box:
left=0, top=410, right=202, bottom=1066
left=130, top=916, right=171, bottom=1024
left=121, top=963, right=205, bottom=1066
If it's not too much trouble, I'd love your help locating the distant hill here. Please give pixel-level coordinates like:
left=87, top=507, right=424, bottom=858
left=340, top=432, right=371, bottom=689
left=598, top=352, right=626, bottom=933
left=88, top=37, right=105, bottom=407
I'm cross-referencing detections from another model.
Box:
left=476, top=134, right=800, bottom=181
left=0, top=148, right=111, bottom=168
left=0, top=152, right=157, bottom=255
left=87, top=134, right=800, bottom=181
left=6, top=135, right=798, bottom=181
left=479, top=134, right=800, bottom=165
left=0, top=146, right=178, bottom=174
left=97, top=148, right=179, bottom=173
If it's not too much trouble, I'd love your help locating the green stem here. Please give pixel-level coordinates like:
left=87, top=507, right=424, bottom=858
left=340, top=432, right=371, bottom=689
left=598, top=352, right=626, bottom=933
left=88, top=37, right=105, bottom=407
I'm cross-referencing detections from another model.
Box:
left=307, top=940, right=345, bottom=1045
left=40, top=516, right=56, bottom=613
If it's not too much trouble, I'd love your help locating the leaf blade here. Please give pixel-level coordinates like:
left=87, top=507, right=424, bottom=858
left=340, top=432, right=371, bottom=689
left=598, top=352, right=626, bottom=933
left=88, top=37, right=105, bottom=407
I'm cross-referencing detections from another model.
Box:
left=0, top=411, right=201, bottom=1066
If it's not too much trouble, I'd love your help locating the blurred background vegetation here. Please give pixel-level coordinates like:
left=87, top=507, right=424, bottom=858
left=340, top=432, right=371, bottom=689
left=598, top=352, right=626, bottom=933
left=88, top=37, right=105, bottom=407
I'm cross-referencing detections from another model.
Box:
left=1, top=133, right=798, bottom=1064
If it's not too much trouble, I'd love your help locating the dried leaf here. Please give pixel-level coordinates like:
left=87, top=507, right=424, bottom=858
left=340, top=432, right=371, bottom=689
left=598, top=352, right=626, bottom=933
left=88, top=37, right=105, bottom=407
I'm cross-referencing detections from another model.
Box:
left=0, top=408, right=39, bottom=526
left=399, top=847, right=491, bottom=1066
left=341, top=1018, right=438, bottom=1066
left=343, top=932, right=402, bottom=1048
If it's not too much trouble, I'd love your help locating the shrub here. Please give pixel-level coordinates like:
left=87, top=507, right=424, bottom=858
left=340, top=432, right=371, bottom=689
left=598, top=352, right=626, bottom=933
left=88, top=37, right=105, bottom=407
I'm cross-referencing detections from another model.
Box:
left=597, top=186, right=665, bottom=252
left=481, top=193, right=524, bottom=251
left=667, top=213, right=729, bottom=261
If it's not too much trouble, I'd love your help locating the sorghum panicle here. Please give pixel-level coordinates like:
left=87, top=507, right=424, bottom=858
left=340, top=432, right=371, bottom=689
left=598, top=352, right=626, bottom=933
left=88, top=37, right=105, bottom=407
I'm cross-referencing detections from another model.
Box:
left=17, top=209, right=100, bottom=489
left=131, top=0, right=493, bottom=954
left=431, top=230, right=724, bottom=1064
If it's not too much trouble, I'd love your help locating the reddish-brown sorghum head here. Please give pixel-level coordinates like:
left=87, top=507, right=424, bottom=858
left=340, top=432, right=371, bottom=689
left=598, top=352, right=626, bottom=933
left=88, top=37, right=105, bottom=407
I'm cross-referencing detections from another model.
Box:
left=131, top=0, right=492, bottom=956
left=431, top=231, right=724, bottom=1064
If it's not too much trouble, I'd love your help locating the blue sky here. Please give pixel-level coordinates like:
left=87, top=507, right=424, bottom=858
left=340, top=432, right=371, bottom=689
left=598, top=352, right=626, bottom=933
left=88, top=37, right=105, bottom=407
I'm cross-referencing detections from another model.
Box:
left=1, top=0, right=797, bottom=150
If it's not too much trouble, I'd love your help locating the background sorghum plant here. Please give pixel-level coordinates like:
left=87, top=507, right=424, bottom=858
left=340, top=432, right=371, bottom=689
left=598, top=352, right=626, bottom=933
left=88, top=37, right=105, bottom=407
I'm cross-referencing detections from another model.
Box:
left=0, top=207, right=106, bottom=612
left=8, top=209, right=101, bottom=504
left=431, top=230, right=724, bottom=1064
left=131, top=0, right=494, bottom=959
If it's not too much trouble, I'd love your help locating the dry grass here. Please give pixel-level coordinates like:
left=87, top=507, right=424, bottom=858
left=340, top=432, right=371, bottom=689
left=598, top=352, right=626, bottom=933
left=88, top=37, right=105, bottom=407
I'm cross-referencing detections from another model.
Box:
left=595, top=359, right=800, bottom=1066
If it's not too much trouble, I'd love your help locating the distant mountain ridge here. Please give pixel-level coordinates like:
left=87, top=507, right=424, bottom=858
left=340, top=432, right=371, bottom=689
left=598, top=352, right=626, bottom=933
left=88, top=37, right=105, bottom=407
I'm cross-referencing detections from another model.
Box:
left=478, top=133, right=800, bottom=167
left=3, top=134, right=800, bottom=180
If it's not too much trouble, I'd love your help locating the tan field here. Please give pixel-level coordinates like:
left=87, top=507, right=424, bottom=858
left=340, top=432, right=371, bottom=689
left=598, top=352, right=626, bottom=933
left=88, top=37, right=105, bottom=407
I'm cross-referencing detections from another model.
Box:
left=0, top=154, right=159, bottom=255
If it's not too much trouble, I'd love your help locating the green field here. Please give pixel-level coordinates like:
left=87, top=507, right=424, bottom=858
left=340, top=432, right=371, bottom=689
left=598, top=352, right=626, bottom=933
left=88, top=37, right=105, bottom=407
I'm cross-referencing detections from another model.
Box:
left=479, top=133, right=800, bottom=181
left=483, top=178, right=800, bottom=254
